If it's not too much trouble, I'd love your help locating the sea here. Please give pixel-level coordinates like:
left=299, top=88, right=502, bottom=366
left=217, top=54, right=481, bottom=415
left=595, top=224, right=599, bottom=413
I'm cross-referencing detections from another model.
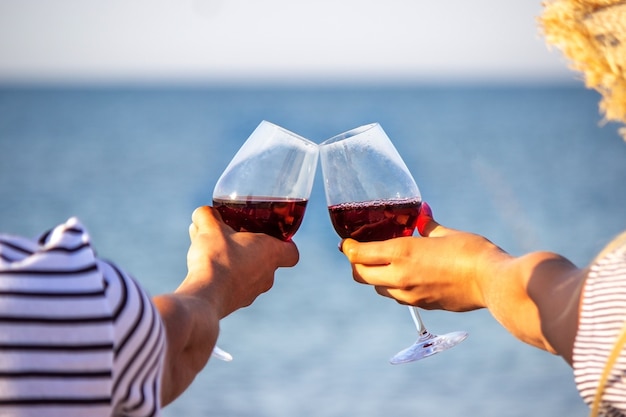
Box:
left=1, top=83, right=625, bottom=417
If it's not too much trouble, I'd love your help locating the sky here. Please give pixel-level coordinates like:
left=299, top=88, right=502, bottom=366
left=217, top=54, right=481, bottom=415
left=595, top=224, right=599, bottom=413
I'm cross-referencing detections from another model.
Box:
left=0, top=0, right=576, bottom=85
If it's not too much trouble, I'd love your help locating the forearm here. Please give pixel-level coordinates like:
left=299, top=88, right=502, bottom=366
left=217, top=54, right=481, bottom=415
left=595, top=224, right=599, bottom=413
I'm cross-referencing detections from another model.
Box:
left=152, top=293, right=220, bottom=406
left=479, top=250, right=584, bottom=364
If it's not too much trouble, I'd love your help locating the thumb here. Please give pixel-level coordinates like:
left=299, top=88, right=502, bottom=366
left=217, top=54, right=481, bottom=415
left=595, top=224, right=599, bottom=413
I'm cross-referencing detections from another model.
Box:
left=276, top=240, right=300, bottom=268
left=417, top=202, right=457, bottom=238
left=191, top=206, right=225, bottom=232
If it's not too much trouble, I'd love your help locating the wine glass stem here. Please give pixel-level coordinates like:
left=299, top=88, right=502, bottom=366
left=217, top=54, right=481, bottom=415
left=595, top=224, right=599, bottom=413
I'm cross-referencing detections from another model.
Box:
left=409, top=306, right=429, bottom=337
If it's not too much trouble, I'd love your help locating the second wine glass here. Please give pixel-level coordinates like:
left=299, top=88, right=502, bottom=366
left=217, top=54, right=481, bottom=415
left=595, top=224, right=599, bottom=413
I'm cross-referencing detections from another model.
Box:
left=319, top=122, right=468, bottom=364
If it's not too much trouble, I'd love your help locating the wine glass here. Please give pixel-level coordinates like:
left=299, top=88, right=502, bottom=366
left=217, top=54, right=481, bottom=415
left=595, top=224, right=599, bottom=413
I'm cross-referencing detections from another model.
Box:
left=319, top=122, right=468, bottom=364
left=210, top=120, right=319, bottom=360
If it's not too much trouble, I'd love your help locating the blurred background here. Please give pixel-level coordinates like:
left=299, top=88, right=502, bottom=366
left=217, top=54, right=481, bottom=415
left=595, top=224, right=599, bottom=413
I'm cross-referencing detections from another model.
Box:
left=0, top=0, right=573, bottom=85
left=1, top=1, right=625, bottom=416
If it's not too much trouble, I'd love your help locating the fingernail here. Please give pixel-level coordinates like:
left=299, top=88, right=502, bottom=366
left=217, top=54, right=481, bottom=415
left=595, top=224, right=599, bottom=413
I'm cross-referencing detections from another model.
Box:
left=337, top=240, right=344, bottom=253
left=417, top=201, right=432, bottom=236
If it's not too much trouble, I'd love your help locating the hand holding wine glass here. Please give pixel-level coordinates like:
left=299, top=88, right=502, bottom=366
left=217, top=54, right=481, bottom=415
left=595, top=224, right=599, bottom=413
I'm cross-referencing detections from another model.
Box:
left=319, top=123, right=468, bottom=364
left=210, top=120, right=318, bottom=360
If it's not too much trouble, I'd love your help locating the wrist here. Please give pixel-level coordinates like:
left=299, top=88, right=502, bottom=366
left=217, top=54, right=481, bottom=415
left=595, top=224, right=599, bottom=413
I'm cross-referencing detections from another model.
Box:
left=482, top=250, right=581, bottom=355
left=153, top=292, right=220, bottom=405
left=175, top=273, right=226, bottom=319
left=472, top=240, right=514, bottom=310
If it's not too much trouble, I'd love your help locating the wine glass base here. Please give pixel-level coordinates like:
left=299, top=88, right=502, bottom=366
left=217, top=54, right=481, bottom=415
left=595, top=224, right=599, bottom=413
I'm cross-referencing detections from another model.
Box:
left=389, top=330, right=468, bottom=365
left=211, top=345, right=233, bottom=362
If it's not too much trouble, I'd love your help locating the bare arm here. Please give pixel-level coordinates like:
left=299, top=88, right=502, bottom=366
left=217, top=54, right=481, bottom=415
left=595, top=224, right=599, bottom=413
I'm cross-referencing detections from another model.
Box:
left=340, top=202, right=586, bottom=365
left=154, top=206, right=299, bottom=406
left=477, top=247, right=585, bottom=364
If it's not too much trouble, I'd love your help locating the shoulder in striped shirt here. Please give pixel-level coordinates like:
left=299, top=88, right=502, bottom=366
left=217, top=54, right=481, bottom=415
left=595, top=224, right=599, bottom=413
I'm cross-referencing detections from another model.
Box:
left=0, top=218, right=166, bottom=417
left=574, top=232, right=626, bottom=417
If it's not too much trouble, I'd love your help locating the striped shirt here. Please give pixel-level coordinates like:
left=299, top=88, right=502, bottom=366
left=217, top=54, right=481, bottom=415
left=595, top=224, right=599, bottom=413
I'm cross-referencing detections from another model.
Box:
left=0, top=218, right=166, bottom=417
left=574, top=235, right=626, bottom=417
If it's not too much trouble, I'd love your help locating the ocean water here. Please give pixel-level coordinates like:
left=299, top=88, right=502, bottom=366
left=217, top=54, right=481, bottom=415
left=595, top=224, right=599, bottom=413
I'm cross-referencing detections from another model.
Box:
left=1, top=84, right=625, bottom=417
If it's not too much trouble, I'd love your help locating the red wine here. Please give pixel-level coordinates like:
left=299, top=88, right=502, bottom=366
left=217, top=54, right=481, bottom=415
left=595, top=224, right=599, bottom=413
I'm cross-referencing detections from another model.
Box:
left=213, top=196, right=308, bottom=241
left=328, top=198, right=421, bottom=242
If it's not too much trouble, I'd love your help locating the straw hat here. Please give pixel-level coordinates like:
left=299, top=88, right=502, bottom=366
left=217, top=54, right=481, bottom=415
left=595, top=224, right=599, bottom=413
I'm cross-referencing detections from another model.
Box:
left=540, top=0, right=626, bottom=140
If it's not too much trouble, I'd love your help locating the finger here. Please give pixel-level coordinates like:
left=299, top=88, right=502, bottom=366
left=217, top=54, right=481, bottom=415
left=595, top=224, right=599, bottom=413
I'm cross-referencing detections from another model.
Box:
left=237, top=233, right=300, bottom=269
left=341, top=238, right=394, bottom=266
left=351, top=261, right=400, bottom=287
left=188, top=222, right=197, bottom=240
left=417, top=201, right=458, bottom=238
left=260, top=235, right=300, bottom=268
left=191, top=206, right=223, bottom=231
left=277, top=241, right=300, bottom=268
left=373, top=285, right=411, bottom=306
left=416, top=201, right=435, bottom=236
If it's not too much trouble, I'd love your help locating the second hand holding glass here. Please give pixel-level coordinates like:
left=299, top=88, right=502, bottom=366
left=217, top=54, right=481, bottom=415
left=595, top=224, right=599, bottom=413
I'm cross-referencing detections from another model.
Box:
left=210, top=120, right=319, bottom=360
left=319, top=123, right=468, bottom=364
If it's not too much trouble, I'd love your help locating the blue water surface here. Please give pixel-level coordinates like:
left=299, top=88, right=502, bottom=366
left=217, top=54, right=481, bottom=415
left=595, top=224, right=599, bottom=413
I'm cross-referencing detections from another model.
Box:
left=1, top=84, right=625, bottom=417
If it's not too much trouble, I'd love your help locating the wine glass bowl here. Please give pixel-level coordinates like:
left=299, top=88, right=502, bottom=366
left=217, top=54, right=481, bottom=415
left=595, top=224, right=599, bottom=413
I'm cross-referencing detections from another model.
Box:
left=320, top=123, right=420, bottom=209
left=213, top=120, right=318, bottom=241
left=320, top=122, right=468, bottom=364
